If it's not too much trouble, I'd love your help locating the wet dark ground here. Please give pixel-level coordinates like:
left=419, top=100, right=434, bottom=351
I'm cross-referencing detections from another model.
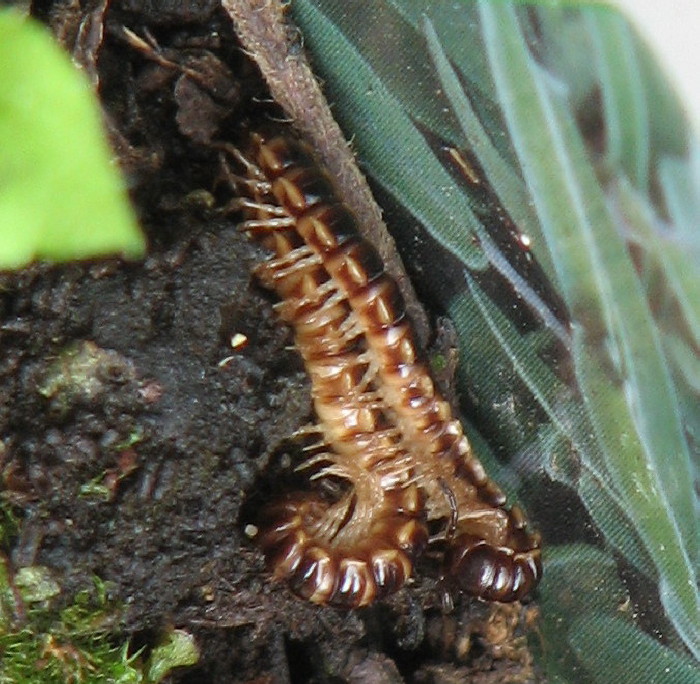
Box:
left=0, top=2, right=539, bottom=681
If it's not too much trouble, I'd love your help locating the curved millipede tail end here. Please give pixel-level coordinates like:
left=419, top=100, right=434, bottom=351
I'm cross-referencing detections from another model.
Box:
left=445, top=506, right=542, bottom=602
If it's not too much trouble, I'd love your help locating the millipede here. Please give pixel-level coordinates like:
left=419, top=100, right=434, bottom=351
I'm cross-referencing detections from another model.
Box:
left=227, top=132, right=542, bottom=608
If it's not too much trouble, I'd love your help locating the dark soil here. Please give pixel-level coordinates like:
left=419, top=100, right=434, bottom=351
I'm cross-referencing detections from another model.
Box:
left=0, top=2, right=540, bottom=682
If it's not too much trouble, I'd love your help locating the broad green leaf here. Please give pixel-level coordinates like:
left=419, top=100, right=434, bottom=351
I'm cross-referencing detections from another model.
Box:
left=659, top=148, right=700, bottom=278
left=461, top=275, right=570, bottom=437
left=534, top=7, right=598, bottom=109
left=447, top=284, right=561, bottom=489
left=541, top=545, right=699, bottom=683
left=0, top=10, right=145, bottom=269
left=571, top=615, right=700, bottom=684
left=422, top=16, right=558, bottom=289
left=463, top=275, right=658, bottom=580
left=614, top=171, right=700, bottom=349
left=537, top=545, right=629, bottom=682
left=584, top=9, right=650, bottom=189
left=480, top=0, right=698, bottom=658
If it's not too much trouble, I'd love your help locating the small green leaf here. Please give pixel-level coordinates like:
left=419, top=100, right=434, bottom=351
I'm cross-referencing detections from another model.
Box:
left=0, top=10, right=145, bottom=269
left=13, top=566, right=61, bottom=604
left=146, top=629, right=199, bottom=683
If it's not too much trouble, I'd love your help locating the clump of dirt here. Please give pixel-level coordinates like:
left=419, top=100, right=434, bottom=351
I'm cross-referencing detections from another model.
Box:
left=0, top=2, right=540, bottom=681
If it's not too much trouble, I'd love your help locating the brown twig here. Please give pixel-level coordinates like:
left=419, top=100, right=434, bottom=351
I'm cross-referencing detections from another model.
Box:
left=221, top=0, right=430, bottom=345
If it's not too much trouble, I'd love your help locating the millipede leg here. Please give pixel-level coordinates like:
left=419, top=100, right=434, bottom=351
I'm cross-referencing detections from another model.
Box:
left=241, top=217, right=297, bottom=231
left=265, top=251, right=322, bottom=281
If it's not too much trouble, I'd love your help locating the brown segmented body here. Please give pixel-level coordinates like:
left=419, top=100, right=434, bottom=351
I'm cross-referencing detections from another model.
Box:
left=233, top=133, right=541, bottom=607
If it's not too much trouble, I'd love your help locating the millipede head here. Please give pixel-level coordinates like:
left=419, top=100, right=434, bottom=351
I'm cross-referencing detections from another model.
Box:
left=253, top=134, right=316, bottom=178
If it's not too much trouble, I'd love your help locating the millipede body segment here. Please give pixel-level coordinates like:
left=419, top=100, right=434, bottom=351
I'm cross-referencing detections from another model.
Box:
left=233, top=133, right=541, bottom=608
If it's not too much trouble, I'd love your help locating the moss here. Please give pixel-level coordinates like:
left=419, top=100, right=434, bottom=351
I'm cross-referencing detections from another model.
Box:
left=0, top=574, right=146, bottom=683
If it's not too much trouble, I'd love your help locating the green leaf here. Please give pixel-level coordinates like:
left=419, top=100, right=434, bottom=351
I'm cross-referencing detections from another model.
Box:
left=570, top=614, right=700, bottom=684
left=537, top=544, right=628, bottom=681
left=0, top=10, right=145, bottom=269
left=13, top=566, right=61, bottom=604
left=146, top=629, right=199, bottom=683
left=584, top=9, right=650, bottom=189
left=540, top=545, right=699, bottom=684
left=480, top=0, right=698, bottom=658
left=422, top=15, right=559, bottom=288
left=615, top=170, right=700, bottom=349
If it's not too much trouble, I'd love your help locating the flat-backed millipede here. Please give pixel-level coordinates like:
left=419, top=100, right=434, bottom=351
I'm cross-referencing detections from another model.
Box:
left=229, top=133, right=541, bottom=608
